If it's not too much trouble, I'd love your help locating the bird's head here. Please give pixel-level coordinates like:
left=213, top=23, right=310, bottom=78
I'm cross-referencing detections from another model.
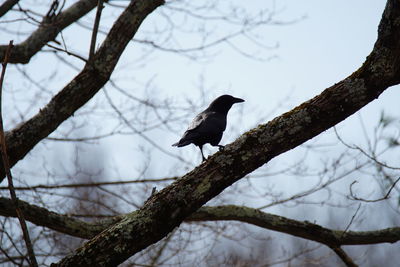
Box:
left=207, top=95, right=245, bottom=114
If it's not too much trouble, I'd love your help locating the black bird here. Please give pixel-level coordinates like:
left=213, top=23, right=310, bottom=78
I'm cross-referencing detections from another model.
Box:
left=172, top=95, right=244, bottom=161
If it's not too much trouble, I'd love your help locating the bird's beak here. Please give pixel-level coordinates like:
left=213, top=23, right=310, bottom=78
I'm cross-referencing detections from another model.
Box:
left=233, top=97, right=245, bottom=103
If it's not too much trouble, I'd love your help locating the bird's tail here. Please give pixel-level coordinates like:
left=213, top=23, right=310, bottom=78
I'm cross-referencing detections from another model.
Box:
left=172, top=140, right=190, bottom=147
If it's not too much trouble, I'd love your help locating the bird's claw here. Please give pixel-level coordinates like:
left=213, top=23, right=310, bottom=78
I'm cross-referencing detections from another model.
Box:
left=218, top=145, right=225, bottom=151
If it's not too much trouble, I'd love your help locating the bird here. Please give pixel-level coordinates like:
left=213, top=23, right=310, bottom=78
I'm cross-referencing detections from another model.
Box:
left=172, top=94, right=244, bottom=161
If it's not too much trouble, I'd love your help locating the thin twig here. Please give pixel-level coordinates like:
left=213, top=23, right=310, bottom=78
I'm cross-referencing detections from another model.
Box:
left=46, top=131, right=119, bottom=141
left=45, top=43, right=87, bottom=62
left=148, top=230, right=174, bottom=266
left=0, top=40, right=38, bottom=267
left=45, top=0, right=59, bottom=21
left=342, top=203, right=361, bottom=237
left=334, top=127, right=400, bottom=170
left=349, top=177, right=400, bottom=202
left=89, top=0, right=104, bottom=61
left=0, top=177, right=177, bottom=191
left=330, top=246, right=358, bottom=267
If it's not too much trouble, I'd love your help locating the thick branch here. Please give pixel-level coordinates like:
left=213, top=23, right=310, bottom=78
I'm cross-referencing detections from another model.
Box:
left=0, top=0, right=164, bottom=182
left=1, top=198, right=397, bottom=267
left=49, top=1, right=400, bottom=266
left=2, top=198, right=399, bottom=246
left=189, top=206, right=400, bottom=246
left=0, top=0, right=99, bottom=63
left=0, top=0, right=19, bottom=18
left=0, top=197, right=122, bottom=239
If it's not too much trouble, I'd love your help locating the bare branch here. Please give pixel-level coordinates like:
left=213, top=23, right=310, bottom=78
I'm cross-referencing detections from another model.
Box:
left=334, top=127, right=400, bottom=170
left=0, top=197, right=123, bottom=239
left=0, top=0, right=99, bottom=63
left=88, top=0, right=104, bottom=61
left=0, top=0, right=165, bottom=182
left=349, top=177, right=400, bottom=202
left=1, top=198, right=399, bottom=267
left=45, top=43, right=87, bottom=62
left=0, top=0, right=19, bottom=18
left=1, top=199, right=400, bottom=246
left=0, top=177, right=177, bottom=191
left=189, top=206, right=400, bottom=246
left=45, top=0, right=60, bottom=22
left=0, top=40, right=38, bottom=267
left=330, top=246, right=358, bottom=267
left=342, top=204, right=362, bottom=235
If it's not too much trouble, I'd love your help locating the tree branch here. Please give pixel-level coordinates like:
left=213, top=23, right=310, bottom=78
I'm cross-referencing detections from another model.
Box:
left=46, top=1, right=400, bottom=265
left=0, top=0, right=99, bottom=64
left=0, top=41, right=38, bottom=267
left=0, top=0, right=19, bottom=18
left=0, top=197, right=123, bottom=239
left=349, top=177, right=400, bottom=202
left=330, top=246, right=358, bottom=267
left=2, top=198, right=399, bottom=246
left=1, top=198, right=399, bottom=267
left=88, top=0, right=104, bottom=61
left=0, top=0, right=165, bottom=182
left=188, top=206, right=400, bottom=246
left=0, top=177, right=177, bottom=191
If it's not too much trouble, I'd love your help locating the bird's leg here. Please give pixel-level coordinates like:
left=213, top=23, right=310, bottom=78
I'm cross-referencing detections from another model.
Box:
left=199, top=145, right=206, bottom=162
left=218, top=145, right=225, bottom=151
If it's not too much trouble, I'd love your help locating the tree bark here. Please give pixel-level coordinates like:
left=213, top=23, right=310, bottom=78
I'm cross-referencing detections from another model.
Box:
left=0, top=0, right=19, bottom=18
left=2, top=197, right=399, bottom=247
left=0, top=197, right=122, bottom=239
left=51, top=1, right=400, bottom=266
left=189, top=206, right=400, bottom=246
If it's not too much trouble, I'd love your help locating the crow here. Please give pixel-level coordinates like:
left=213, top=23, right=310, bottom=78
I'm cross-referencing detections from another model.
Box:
left=172, top=95, right=244, bottom=161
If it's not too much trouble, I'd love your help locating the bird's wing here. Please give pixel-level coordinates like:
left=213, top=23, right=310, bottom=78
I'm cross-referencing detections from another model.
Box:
left=172, top=111, right=225, bottom=147
left=172, top=113, right=208, bottom=147
left=187, top=111, right=225, bottom=133
left=187, top=111, right=224, bottom=131
left=187, top=112, right=207, bottom=131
